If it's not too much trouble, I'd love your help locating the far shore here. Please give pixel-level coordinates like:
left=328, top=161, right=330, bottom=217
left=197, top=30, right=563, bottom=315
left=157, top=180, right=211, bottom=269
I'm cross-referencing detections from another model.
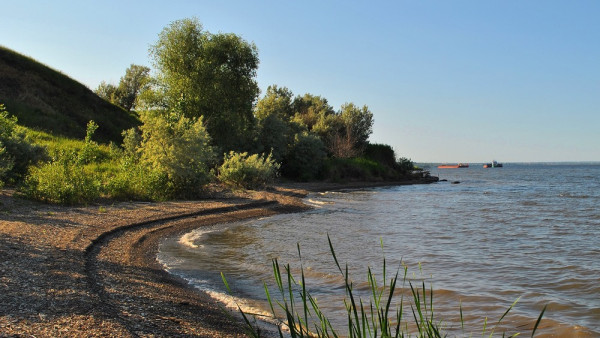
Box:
left=0, top=179, right=431, bottom=336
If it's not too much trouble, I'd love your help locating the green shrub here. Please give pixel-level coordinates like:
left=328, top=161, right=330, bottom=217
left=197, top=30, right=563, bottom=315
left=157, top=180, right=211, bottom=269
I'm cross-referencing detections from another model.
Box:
left=22, top=153, right=101, bottom=205
left=0, top=104, right=48, bottom=185
left=20, top=120, right=106, bottom=204
left=77, top=121, right=108, bottom=165
left=121, top=127, right=141, bottom=161
left=218, top=151, right=280, bottom=189
left=323, top=157, right=389, bottom=182
left=397, top=157, right=415, bottom=173
left=106, top=162, right=171, bottom=201
left=363, top=143, right=397, bottom=168
left=138, top=110, right=215, bottom=198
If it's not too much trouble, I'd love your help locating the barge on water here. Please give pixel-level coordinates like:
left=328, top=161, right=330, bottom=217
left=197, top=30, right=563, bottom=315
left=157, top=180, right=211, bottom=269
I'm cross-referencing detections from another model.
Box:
left=437, top=163, right=469, bottom=169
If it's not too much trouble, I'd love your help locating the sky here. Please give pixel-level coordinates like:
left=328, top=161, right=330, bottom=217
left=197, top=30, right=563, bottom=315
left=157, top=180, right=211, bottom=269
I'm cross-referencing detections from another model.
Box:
left=3, top=0, right=599, bottom=163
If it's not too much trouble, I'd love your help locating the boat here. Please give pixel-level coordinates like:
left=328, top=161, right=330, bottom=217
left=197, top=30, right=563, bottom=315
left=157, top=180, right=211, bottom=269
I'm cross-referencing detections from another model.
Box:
left=483, top=160, right=503, bottom=168
left=437, top=163, right=469, bottom=169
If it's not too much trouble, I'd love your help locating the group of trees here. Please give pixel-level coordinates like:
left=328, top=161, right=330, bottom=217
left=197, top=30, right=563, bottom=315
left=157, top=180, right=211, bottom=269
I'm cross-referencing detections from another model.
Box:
left=3, top=17, right=415, bottom=203
left=252, top=86, right=375, bottom=180
left=95, top=18, right=409, bottom=182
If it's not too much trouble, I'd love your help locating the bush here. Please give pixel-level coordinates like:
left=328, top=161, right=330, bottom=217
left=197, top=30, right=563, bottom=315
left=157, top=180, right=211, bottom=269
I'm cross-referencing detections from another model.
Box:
left=218, top=151, right=280, bottom=189
left=323, top=157, right=389, bottom=182
left=282, top=132, right=327, bottom=181
left=106, top=162, right=171, bottom=201
left=76, top=121, right=106, bottom=165
left=22, top=153, right=101, bottom=205
left=363, top=143, right=397, bottom=168
left=20, top=120, right=105, bottom=204
left=397, top=157, right=415, bottom=174
left=138, top=110, right=215, bottom=198
left=0, top=104, right=48, bottom=185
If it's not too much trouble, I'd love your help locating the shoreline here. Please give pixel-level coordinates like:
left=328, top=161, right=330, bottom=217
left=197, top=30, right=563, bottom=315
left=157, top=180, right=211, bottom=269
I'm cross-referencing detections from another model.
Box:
left=0, top=180, right=422, bottom=336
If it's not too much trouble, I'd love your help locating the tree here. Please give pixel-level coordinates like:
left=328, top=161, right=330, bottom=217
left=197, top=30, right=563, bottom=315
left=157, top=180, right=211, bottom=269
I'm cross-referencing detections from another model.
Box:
left=149, top=18, right=260, bottom=152
left=255, top=85, right=294, bottom=120
left=329, top=103, right=373, bottom=158
left=95, top=81, right=118, bottom=104
left=95, top=64, right=150, bottom=112
left=291, top=94, right=336, bottom=137
left=254, top=85, right=296, bottom=161
left=117, top=64, right=150, bottom=111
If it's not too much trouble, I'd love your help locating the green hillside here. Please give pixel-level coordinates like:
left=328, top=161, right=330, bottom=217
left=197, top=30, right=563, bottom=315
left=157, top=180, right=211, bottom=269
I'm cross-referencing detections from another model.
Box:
left=0, top=46, right=139, bottom=143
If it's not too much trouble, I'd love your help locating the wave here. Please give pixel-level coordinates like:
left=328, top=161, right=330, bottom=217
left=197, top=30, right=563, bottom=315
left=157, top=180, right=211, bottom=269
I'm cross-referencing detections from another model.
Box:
left=305, top=198, right=334, bottom=207
left=178, top=228, right=217, bottom=249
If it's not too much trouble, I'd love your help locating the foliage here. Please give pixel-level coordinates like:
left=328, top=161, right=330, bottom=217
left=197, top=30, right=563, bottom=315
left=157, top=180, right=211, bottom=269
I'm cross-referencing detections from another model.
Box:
left=95, top=64, right=151, bottom=112
left=77, top=121, right=106, bottom=165
left=291, top=93, right=336, bottom=138
left=149, top=17, right=260, bottom=152
left=20, top=120, right=106, bottom=204
left=121, top=127, right=142, bottom=161
left=363, top=143, right=398, bottom=168
left=218, top=151, right=280, bottom=189
left=0, top=104, right=48, bottom=185
left=95, top=81, right=119, bottom=105
left=255, top=114, right=292, bottom=163
left=282, top=132, right=327, bottom=181
left=223, top=235, right=548, bottom=337
left=328, top=103, right=374, bottom=158
left=339, top=103, right=373, bottom=150
left=323, top=157, right=390, bottom=182
left=116, top=64, right=151, bottom=111
left=255, top=85, right=294, bottom=121
left=105, top=161, right=171, bottom=201
left=396, top=157, right=415, bottom=174
left=138, top=110, right=215, bottom=198
left=22, top=151, right=101, bottom=205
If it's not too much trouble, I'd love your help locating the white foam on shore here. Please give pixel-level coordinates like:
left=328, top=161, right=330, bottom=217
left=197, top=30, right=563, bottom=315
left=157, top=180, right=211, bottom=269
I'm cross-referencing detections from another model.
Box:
left=178, top=228, right=217, bottom=249
left=159, top=269, right=285, bottom=337
left=203, top=288, right=284, bottom=335
left=305, top=198, right=333, bottom=207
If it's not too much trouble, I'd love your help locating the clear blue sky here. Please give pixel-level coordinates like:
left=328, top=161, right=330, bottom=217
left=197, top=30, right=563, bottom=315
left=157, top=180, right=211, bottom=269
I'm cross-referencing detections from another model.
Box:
left=3, top=0, right=599, bottom=162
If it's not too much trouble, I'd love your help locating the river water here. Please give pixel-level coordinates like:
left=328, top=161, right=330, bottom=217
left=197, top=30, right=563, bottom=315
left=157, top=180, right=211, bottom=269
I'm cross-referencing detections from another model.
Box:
left=158, top=163, right=600, bottom=336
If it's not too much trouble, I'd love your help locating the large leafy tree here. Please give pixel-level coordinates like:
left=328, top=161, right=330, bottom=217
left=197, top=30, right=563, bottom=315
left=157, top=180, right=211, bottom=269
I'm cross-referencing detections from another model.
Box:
left=149, top=18, right=260, bottom=152
left=338, top=102, right=374, bottom=151
left=327, top=103, right=373, bottom=158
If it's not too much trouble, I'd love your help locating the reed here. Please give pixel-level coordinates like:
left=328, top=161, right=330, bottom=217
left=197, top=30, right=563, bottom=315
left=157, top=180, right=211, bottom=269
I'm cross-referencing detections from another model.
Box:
left=222, top=235, right=546, bottom=337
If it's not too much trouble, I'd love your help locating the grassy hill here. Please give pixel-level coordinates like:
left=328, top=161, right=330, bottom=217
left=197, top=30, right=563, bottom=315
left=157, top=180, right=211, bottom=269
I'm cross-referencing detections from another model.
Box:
left=0, top=46, right=139, bottom=143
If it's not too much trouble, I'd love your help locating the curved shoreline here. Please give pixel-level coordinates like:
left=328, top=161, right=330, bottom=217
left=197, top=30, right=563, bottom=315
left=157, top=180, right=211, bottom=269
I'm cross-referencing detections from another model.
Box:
left=0, top=180, right=426, bottom=336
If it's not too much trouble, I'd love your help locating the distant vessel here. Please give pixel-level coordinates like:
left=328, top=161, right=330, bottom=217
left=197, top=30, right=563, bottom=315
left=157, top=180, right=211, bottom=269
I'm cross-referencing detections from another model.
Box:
left=484, top=160, right=503, bottom=168
left=438, top=163, right=469, bottom=169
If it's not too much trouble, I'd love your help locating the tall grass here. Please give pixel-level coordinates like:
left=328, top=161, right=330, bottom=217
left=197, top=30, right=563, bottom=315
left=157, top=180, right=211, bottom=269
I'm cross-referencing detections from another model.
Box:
left=222, top=235, right=547, bottom=337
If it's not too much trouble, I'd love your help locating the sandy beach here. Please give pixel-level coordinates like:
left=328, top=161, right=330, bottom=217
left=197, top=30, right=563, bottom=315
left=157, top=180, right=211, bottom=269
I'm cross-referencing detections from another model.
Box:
left=0, top=181, right=420, bottom=337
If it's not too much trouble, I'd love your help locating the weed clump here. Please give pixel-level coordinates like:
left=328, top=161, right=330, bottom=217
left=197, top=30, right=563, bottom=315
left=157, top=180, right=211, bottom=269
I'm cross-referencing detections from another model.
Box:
left=223, top=235, right=547, bottom=337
